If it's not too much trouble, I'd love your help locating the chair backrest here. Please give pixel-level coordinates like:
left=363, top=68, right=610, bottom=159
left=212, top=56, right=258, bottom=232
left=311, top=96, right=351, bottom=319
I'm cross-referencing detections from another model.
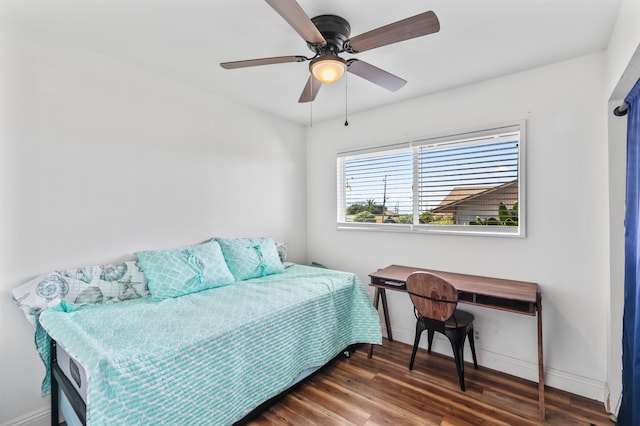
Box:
left=406, top=272, right=458, bottom=321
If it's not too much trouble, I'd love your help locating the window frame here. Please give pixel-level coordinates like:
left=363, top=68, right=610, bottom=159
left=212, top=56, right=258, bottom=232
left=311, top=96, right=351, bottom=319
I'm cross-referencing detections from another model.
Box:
left=336, top=121, right=526, bottom=237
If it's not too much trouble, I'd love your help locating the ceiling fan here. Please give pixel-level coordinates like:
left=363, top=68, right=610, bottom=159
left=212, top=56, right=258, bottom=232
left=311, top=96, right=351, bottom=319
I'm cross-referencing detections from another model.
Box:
left=220, top=0, right=440, bottom=103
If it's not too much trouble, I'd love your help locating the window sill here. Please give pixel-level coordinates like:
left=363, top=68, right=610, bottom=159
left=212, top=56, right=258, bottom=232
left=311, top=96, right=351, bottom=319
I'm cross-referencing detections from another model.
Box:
left=336, top=222, right=525, bottom=238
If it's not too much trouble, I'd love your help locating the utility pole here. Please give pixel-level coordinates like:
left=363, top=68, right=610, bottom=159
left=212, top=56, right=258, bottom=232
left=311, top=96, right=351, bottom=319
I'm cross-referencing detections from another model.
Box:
left=382, top=175, right=388, bottom=221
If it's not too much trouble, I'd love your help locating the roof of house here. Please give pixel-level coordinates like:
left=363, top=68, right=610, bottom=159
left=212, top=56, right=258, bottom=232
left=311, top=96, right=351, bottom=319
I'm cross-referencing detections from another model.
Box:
left=433, top=180, right=518, bottom=213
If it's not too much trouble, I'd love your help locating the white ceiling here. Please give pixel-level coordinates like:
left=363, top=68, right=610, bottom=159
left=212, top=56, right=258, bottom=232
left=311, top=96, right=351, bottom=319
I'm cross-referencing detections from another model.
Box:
left=1, top=0, right=622, bottom=125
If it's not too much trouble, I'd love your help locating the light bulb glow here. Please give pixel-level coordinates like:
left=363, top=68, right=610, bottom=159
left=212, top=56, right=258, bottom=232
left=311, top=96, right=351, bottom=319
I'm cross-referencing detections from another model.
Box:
left=310, top=56, right=347, bottom=84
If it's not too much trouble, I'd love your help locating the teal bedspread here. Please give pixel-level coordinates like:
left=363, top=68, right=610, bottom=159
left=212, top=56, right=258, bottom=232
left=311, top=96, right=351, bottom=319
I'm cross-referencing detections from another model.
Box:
left=38, top=265, right=382, bottom=425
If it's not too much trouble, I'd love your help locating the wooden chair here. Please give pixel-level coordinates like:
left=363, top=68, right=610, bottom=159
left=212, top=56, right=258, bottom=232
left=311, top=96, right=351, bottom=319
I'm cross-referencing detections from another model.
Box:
left=407, top=271, right=478, bottom=391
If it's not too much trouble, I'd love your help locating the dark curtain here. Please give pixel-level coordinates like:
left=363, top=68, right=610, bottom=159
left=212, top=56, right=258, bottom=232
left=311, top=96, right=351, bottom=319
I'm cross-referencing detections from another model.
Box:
left=619, top=77, right=640, bottom=426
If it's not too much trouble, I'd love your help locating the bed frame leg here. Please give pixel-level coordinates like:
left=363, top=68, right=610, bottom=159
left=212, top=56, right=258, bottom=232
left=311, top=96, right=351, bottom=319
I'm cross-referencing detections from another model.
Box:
left=343, top=344, right=357, bottom=358
left=50, top=339, right=59, bottom=426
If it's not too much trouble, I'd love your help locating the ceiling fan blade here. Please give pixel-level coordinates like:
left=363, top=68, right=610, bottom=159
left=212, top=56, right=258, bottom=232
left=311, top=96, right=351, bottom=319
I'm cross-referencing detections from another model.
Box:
left=347, top=59, right=407, bottom=92
left=298, top=75, right=322, bottom=103
left=265, top=0, right=326, bottom=45
left=345, top=11, right=440, bottom=53
left=220, top=55, right=307, bottom=69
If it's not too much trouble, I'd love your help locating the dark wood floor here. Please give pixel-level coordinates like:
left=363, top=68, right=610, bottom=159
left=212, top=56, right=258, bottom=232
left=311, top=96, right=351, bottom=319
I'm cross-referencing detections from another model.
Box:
left=243, top=339, right=613, bottom=426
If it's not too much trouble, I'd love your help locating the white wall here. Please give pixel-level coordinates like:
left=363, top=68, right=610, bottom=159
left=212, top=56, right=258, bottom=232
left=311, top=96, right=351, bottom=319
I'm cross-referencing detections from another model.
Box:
left=606, top=103, right=627, bottom=415
left=605, top=0, right=640, bottom=100
left=0, top=31, right=307, bottom=425
left=307, top=53, right=610, bottom=401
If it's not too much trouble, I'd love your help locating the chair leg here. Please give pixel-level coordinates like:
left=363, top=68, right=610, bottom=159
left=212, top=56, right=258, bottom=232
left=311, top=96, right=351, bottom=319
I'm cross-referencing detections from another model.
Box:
left=468, top=328, right=478, bottom=369
left=448, top=332, right=467, bottom=391
left=409, top=320, right=426, bottom=370
left=427, top=330, right=435, bottom=353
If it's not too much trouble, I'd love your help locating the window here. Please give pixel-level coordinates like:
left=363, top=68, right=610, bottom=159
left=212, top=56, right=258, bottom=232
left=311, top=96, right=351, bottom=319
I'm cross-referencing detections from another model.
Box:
left=337, top=123, right=525, bottom=236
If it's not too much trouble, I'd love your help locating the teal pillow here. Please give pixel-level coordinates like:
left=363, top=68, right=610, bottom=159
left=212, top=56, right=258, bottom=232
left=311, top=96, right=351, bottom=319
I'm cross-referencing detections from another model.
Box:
left=135, top=240, right=235, bottom=300
left=216, top=237, right=284, bottom=281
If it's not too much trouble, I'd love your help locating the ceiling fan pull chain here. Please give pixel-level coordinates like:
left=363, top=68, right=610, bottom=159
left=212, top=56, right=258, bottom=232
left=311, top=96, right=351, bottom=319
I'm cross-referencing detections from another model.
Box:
left=344, top=72, right=349, bottom=126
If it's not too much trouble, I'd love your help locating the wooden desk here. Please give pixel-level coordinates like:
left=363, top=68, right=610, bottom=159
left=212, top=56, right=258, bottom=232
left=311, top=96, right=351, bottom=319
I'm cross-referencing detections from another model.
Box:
left=367, top=264, right=544, bottom=420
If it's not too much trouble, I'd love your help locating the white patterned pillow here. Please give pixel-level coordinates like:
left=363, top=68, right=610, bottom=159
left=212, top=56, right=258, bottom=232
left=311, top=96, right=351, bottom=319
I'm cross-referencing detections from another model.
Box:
left=216, top=236, right=284, bottom=281
left=135, top=239, right=235, bottom=300
left=11, top=261, right=149, bottom=327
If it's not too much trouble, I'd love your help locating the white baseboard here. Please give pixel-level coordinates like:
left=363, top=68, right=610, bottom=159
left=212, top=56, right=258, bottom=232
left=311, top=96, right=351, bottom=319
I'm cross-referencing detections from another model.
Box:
left=0, top=406, right=50, bottom=426
left=383, top=326, right=608, bottom=403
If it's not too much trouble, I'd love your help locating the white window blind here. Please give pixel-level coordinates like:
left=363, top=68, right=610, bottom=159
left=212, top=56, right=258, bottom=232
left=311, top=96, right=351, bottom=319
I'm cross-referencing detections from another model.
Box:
left=417, top=131, right=519, bottom=226
left=337, top=123, right=525, bottom=236
left=340, top=148, right=413, bottom=225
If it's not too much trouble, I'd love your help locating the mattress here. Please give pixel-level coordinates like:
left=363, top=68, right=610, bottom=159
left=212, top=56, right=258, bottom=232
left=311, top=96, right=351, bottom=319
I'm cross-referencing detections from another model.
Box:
left=59, top=391, right=83, bottom=426
left=56, top=343, right=88, bottom=403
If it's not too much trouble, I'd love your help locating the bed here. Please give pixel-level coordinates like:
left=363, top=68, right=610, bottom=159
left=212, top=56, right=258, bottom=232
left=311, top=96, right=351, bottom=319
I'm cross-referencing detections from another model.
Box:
left=12, top=237, right=381, bottom=426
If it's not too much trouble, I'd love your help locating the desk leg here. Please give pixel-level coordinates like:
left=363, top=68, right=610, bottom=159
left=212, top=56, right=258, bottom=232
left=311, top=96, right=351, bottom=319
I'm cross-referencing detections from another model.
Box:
left=368, top=288, right=380, bottom=358
left=537, top=291, right=545, bottom=421
left=368, top=287, right=394, bottom=359
left=380, top=288, right=393, bottom=341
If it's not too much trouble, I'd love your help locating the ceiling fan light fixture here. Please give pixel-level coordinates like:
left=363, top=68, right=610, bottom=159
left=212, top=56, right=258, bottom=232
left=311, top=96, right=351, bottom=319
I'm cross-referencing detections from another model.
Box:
left=310, top=54, right=347, bottom=84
